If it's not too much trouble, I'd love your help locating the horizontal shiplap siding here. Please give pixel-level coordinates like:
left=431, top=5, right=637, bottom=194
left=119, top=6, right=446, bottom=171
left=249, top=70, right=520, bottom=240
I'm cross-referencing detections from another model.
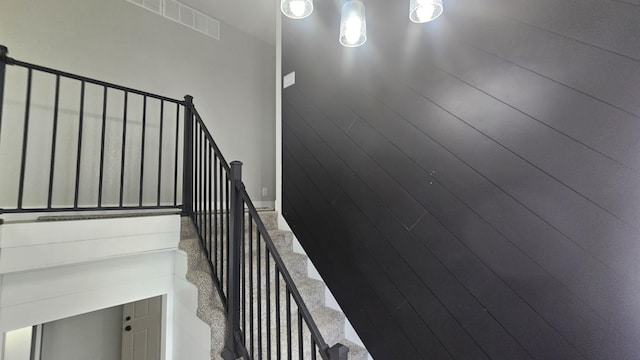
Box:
left=282, top=0, right=640, bottom=358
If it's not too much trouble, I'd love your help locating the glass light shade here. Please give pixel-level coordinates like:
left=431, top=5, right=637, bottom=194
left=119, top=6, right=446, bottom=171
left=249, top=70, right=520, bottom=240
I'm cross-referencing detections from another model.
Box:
left=339, top=0, right=367, bottom=47
left=409, top=0, right=443, bottom=23
left=281, top=0, right=313, bottom=19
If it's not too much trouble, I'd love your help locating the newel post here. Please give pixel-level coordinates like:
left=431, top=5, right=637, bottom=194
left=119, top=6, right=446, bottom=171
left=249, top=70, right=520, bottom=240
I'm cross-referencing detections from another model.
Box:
left=329, top=343, right=349, bottom=360
left=222, top=160, right=244, bottom=360
left=0, top=45, right=9, bottom=151
left=0, top=46, right=7, bottom=225
left=181, top=95, right=194, bottom=216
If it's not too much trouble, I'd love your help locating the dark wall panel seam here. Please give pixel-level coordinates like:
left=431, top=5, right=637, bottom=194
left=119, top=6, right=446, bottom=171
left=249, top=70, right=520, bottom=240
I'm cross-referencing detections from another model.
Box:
left=282, top=161, right=425, bottom=359
left=284, top=119, right=539, bottom=358
left=285, top=74, right=637, bottom=356
left=479, top=0, right=640, bottom=64
left=396, top=73, right=636, bottom=230
left=448, top=13, right=640, bottom=121
left=284, top=132, right=489, bottom=359
left=293, top=92, right=591, bottom=356
left=293, top=71, right=630, bottom=285
left=284, top=96, right=426, bottom=229
left=405, top=39, right=640, bottom=176
left=290, top=53, right=640, bottom=266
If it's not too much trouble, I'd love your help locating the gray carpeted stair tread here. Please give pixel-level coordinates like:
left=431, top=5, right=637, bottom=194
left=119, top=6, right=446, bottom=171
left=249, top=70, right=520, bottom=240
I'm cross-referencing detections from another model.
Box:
left=178, top=236, right=200, bottom=252
left=266, top=229, right=293, bottom=250
left=340, top=339, right=370, bottom=360
left=181, top=213, right=371, bottom=360
left=310, top=307, right=345, bottom=347
left=292, top=276, right=325, bottom=311
left=180, top=238, right=212, bottom=274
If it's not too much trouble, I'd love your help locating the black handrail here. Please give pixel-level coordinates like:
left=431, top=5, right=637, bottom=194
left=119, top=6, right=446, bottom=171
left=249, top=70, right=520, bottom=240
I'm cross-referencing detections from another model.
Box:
left=7, top=57, right=183, bottom=104
left=0, top=45, right=350, bottom=359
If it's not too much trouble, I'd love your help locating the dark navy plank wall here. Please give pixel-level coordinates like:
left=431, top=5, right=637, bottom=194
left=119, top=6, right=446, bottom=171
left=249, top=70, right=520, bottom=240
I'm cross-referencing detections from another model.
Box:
left=281, top=0, right=640, bottom=358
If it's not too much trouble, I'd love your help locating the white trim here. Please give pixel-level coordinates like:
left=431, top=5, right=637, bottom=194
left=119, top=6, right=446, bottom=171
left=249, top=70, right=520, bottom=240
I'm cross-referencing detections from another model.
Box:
left=275, top=5, right=283, bottom=218
left=252, top=200, right=275, bottom=210
left=32, top=325, right=43, bottom=360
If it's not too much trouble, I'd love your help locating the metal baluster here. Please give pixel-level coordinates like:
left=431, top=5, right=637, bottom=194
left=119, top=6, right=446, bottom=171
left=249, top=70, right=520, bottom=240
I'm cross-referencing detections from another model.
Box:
left=225, top=174, right=231, bottom=296
left=195, top=122, right=200, bottom=231
left=276, top=268, right=281, bottom=359
left=257, top=231, right=263, bottom=359
left=219, top=161, right=225, bottom=291
left=287, top=287, right=292, bottom=360
left=241, top=208, right=246, bottom=347
left=138, top=95, right=147, bottom=207
left=156, top=100, right=164, bottom=206
left=48, top=75, right=61, bottom=208
left=214, top=156, right=218, bottom=274
left=118, top=91, right=128, bottom=207
left=249, top=217, right=254, bottom=357
left=208, top=146, right=213, bottom=261
left=311, top=338, right=317, bottom=360
left=200, top=130, right=205, bottom=243
left=97, top=86, right=107, bottom=207
left=73, top=81, right=85, bottom=208
left=17, top=68, right=32, bottom=209
left=298, top=310, right=303, bottom=360
left=173, top=103, right=180, bottom=207
left=266, top=248, right=272, bottom=360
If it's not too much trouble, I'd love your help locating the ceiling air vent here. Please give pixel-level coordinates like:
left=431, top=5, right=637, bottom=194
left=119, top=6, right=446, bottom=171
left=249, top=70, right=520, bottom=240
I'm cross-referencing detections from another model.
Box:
left=127, top=0, right=220, bottom=40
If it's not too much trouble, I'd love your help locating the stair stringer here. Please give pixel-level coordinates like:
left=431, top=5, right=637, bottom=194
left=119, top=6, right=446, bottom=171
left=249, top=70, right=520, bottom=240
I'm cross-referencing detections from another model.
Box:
left=180, top=212, right=371, bottom=359
left=179, top=217, right=228, bottom=359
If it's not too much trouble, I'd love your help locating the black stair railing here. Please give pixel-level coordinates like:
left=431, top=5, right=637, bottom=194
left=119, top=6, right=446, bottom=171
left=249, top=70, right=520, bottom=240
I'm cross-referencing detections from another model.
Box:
left=0, top=46, right=349, bottom=360
left=0, top=45, right=185, bottom=212
left=183, top=100, right=349, bottom=360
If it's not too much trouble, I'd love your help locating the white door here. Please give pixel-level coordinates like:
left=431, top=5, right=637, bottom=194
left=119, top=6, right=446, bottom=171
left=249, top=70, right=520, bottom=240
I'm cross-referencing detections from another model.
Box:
left=121, top=296, right=162, bottom=360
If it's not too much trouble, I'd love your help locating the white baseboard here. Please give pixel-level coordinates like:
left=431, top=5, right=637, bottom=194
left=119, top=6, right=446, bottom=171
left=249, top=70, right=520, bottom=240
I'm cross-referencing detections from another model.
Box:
left=252, top=200, right=275, bottom=210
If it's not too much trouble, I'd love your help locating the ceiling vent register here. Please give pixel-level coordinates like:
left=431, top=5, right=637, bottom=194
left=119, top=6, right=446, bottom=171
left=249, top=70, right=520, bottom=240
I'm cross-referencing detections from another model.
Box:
left=126, top=0, right=221, bottom=40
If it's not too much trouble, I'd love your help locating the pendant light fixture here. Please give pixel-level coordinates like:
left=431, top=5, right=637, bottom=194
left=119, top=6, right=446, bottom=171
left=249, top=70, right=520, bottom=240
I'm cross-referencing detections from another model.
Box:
left=281, top=0, right=313, bottom=19
left=339, top=0, right=367, bottom=47
left=409, top=0, right=443, bottom=23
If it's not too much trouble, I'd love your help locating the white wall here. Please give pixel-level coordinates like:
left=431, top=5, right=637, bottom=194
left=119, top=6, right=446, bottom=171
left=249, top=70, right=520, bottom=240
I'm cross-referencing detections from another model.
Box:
left=41, top=305, right=123, bottom=360
left=0, top=216, right=214, bottom=360
left=2, top=327, right=31, bottom=360
left=0, top=0, right=275, bottom=208
left=0, top=217, right=178, bottom=358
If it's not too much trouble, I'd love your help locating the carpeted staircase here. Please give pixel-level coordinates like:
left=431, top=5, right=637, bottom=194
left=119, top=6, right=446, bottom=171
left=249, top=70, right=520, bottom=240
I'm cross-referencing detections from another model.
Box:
left=178, top=210, right=370, bottom=359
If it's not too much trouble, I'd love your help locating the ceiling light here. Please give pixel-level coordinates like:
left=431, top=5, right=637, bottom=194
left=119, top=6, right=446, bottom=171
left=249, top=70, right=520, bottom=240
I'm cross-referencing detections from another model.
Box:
left=281, top=0, right=313, bottom=19
left=339, top=0, right=367, bottom=47
left=409, top=0, right=443, bottom=23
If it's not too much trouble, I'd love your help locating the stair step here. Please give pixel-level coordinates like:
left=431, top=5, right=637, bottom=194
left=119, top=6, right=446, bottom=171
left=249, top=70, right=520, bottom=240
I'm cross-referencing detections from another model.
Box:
left=340, top=339, right=371, bottom=360
left=179, top=238, right=212, bottom=275
left=179, top=215, right=371, bottom=360
left=181, top=216, right=198, bottom=238
left=292, top=276, right=325, bottom=311
left=310, top=307, right=345, bottom=347
left=188, top=210, right=278, bottom=233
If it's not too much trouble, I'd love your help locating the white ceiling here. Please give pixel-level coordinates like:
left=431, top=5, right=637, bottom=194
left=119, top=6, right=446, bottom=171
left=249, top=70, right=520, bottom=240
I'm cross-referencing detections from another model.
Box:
left=181, top=0, right=277, bottom=45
